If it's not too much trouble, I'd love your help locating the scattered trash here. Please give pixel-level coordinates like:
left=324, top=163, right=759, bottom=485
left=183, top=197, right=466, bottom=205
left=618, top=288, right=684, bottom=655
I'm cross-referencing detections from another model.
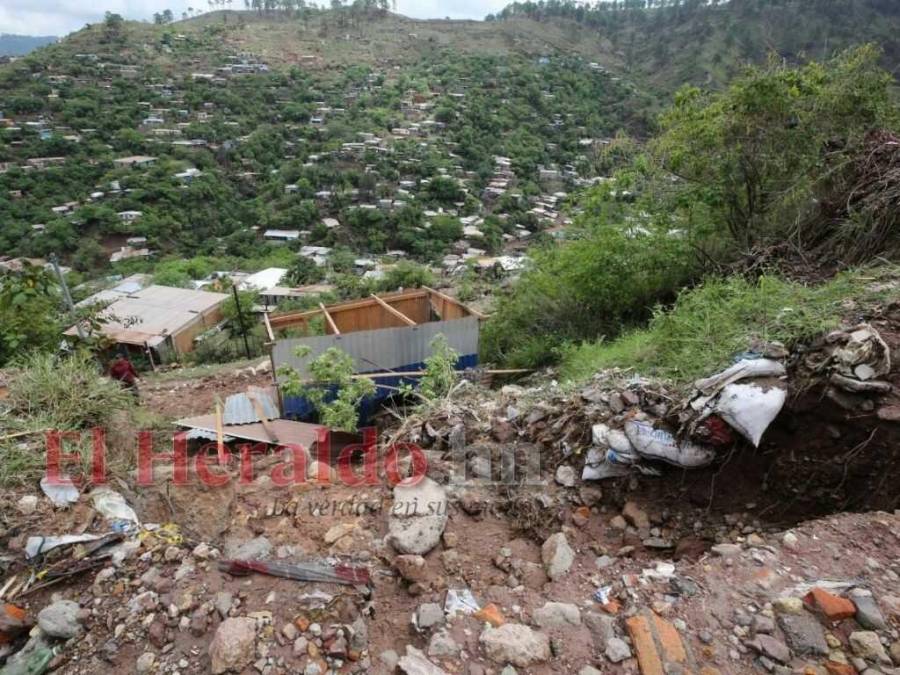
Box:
left=690, top=358, right=788, bottom=447
left=39, top=477, right=79, bottom=508
left=693, top=359, right=786, bottom=398
left=24, top=534, right=101, bottom=560
left=582, top=458, right=631, bottom=481
left=694, top=415, right=735, bottom=447
left=91, top=489, right=139, bottom=530
left=217, top=560, right=371, bottom=586
left=473, top=603, right=505, bottom=627
left=444, top=588, right=480, bottom=616
left=625, top=420, right=716, bottom=468
left=593, top=586, right=613, bottom=604
left=829, top=373, right=891, bottom=394
left=830, top=324, right=891, bottom=381
left=0, top=634, right=57, bottom=675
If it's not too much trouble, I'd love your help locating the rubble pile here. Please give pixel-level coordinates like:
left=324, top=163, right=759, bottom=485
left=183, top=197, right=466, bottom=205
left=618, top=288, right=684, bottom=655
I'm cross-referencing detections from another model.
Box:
left=0, top=319, right=897, bottom=674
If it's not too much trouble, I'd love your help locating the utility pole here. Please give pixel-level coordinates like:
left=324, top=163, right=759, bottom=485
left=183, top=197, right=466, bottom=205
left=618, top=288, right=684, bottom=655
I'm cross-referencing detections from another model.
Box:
left=231, top=285, right=252, bottom=360
left=50, top=254, right=86, bottom=340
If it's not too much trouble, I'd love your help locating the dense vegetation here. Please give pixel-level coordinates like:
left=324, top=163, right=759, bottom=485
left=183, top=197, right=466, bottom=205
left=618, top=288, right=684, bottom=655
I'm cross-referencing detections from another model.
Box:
left=492, top=0, right=900, bottom=91
left=484, top=46, right=899, bottom=368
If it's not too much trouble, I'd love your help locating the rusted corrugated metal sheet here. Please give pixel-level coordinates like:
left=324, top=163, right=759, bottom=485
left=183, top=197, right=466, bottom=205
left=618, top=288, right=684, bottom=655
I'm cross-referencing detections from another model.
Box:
left=176, top=414, right=324, bottom=448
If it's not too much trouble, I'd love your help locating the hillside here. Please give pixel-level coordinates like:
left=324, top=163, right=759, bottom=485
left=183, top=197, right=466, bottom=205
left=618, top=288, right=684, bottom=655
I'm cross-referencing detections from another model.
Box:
left=493, top=0, right=900, bottom=92
left=0, top=34, right=57, bottom=57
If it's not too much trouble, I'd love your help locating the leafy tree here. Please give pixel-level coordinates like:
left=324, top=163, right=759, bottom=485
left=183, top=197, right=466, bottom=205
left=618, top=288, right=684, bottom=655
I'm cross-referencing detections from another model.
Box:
left=287, top=256, right=326, bottom=285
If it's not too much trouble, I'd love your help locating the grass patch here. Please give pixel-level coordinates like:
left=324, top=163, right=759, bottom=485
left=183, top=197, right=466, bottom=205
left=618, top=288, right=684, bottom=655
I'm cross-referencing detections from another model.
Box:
left=560, top=265, right=899, bottom=385
left=0, top=352, right=137, bottom=486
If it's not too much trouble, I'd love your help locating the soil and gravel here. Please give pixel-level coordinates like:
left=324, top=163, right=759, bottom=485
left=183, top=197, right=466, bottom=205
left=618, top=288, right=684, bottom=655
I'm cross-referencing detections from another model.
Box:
left=0, top=310, right=899, bottom=675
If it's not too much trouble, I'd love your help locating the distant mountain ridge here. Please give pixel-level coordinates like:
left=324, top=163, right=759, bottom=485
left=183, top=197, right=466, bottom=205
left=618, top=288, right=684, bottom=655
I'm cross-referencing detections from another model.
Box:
left=0, top=34, right=58, bottom=56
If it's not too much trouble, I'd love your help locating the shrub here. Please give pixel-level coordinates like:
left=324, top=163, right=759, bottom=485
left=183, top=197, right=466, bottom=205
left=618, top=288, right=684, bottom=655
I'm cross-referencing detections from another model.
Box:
left=482, top=225, right=697, bottom=367
left=560, top=266, right=898, bottom=383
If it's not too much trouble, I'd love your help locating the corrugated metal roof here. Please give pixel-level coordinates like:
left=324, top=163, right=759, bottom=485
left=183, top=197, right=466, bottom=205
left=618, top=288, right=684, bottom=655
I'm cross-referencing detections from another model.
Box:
left=65, top=285, right=228, bottom=341
left=223, top=389, right=280, bottom=425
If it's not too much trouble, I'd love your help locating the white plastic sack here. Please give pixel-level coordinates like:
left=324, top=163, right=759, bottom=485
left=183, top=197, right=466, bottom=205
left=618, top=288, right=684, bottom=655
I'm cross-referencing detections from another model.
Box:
left=591, top=424, right=610, bottom=446
left=714, top=380, right=786, bottom=447
left=582, top=460, right=631, bottom=481
left=625, top=420, right=716, bottom=468
left=607, top=429, right=635, bottom=455
left=692, top=358, right=786, bottom=411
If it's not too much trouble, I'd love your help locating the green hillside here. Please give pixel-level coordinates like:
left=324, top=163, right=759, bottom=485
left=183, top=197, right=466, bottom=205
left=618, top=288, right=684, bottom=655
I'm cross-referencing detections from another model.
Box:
left=493, top=0, right=900, bottom=92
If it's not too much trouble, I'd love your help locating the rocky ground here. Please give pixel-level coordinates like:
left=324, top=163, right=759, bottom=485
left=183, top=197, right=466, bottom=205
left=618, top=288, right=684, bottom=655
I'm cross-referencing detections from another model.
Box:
left=1, top=315, right=899, bottom=674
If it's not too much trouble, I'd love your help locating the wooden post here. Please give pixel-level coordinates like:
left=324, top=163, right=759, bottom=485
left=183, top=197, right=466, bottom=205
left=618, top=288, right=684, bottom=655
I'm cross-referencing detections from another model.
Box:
left=370, top=293, right=416, bottom=326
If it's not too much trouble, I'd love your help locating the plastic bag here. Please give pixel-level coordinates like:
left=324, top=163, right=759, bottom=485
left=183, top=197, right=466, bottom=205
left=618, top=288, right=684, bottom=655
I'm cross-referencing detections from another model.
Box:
left=91, top=488, right=139, bottom=529
left=625, top=420, right=716, bottom=468
left=39, top=477, right=79, bottom=508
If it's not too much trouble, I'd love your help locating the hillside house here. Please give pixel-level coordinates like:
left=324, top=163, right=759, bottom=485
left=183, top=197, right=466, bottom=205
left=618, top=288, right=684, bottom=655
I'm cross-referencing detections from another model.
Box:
left=263, top=229, right=301, bottom=244
left=110, top=246, right=151, bottom=263
left=117, top=210, right=143, bottom=223
left=113, top=155, right=156, bottom=169
left=66, top=285, right=228, bottom=363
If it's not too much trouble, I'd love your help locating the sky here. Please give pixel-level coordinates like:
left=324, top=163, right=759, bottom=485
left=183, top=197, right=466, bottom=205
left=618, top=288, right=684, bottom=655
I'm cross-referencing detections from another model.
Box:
left=1, top=0, right=511, bottom=38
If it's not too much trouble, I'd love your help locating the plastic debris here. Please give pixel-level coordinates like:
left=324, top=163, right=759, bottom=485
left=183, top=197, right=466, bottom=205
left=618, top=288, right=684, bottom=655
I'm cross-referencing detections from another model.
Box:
left=444, top=588, right=480, bottom=616
left=582, top=446, right=631, bottom=480
left=690, top=358, right=787, bottom=447
left=91, top=488, right=139, bottom=529
left=591, top=423, right=609, bottom=446
left=593, top=586, right=613, bottom=604
left=693, top=358, right=786, bottom=398
left=217, top=560, right=370, bottom=586
left=0, top=604, right=30, bottom=646
left=625, top=420, right=716, bottom=468
left=0, top=634, right=57, bottom=675
left=24, top=534, right=101, bottom=560
left=39, top=477, right=79, bottom=508
left=607, top=429, right=635, bottom=455
left=694, top=415, right=735, bottom=446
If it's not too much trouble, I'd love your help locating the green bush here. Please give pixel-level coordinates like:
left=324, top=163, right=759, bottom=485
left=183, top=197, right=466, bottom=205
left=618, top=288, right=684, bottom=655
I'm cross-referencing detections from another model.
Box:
left=560, top=266, right=898, bottom=384
left=482, top=226, right=697, bottom=367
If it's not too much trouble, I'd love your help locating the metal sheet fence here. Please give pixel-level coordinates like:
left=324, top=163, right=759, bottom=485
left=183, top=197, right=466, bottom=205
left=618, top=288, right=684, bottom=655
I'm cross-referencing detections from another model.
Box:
left=272, top=317, right=480, bottom=379
left=272, top=317, right=480, bottom=421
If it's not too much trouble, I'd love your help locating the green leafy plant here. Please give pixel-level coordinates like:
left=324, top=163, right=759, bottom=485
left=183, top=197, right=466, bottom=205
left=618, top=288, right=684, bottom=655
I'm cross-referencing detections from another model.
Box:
left=278, top=346, right=375, bottom=432
left=419, top=334, right=460, bottom=401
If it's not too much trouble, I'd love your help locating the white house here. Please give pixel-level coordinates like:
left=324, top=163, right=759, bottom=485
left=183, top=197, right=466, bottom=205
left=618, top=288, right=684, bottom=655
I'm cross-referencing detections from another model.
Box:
left=117, top=210, right=143, bottom=222
left=263, top=229, right=301, bottom=244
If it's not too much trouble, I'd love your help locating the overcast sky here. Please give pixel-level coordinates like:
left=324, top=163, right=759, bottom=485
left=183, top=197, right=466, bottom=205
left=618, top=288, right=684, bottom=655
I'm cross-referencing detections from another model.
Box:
left=2, top=0, right=511, bottom=37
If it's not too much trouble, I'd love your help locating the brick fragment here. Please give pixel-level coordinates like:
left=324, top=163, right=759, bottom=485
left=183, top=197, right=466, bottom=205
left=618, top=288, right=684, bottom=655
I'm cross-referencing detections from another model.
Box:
left=804, top=588, right=856, bottom=622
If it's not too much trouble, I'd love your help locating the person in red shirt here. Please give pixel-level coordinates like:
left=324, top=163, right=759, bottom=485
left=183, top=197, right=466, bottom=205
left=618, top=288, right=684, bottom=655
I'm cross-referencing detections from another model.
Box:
left=109, top=353, right=140, bottom=399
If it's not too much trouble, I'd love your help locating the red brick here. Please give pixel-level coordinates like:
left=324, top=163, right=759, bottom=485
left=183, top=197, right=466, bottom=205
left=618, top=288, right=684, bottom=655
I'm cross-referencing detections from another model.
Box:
left=626, top=615, right=665, bottom=675
left=804, top=588, right=856, bottom=622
